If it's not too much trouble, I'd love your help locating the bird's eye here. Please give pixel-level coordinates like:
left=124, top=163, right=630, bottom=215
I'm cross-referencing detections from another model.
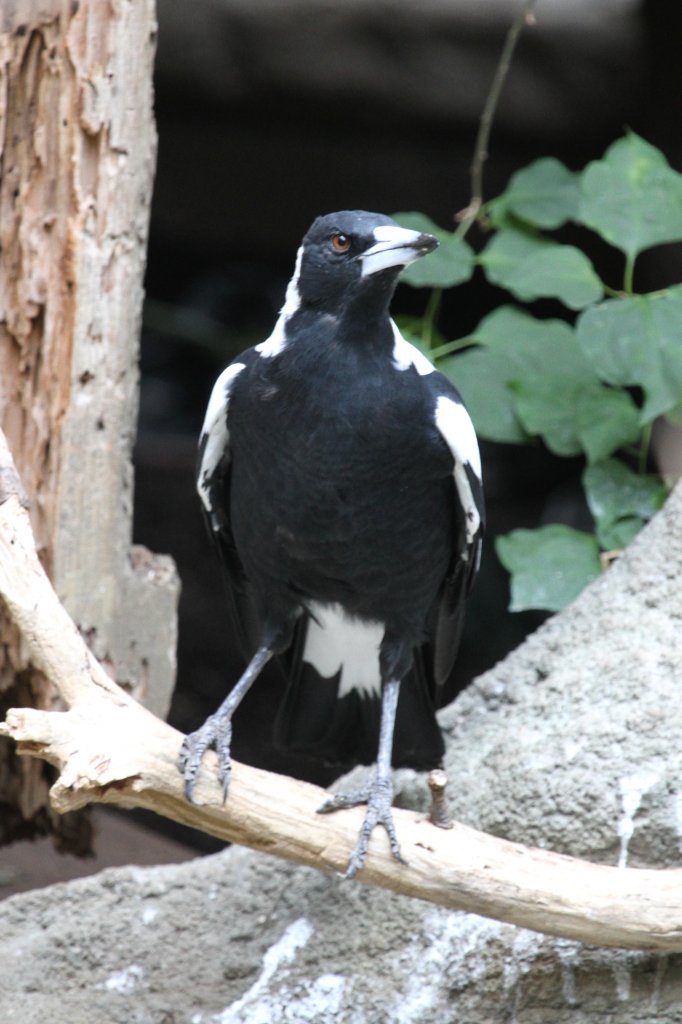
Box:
left=331, top=233, right=351, bottom=253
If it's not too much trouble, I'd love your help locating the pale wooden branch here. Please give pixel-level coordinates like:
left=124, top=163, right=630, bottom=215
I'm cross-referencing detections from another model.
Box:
left=1, top=430, right=682, bottom=952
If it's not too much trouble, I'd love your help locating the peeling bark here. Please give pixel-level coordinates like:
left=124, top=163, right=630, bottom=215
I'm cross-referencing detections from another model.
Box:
left=0, top=0, right=178, bottom=847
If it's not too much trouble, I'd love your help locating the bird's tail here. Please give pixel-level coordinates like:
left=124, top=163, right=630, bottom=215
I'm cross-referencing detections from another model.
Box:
left=273, top=618, right=444, bottom=769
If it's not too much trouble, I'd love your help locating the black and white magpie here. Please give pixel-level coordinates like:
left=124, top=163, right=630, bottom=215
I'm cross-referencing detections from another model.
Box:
left=179, top=210, right=484, bottom=877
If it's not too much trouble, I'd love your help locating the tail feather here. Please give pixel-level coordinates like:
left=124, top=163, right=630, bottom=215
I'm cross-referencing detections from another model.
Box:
left=274, top=616, right=444, bottom=769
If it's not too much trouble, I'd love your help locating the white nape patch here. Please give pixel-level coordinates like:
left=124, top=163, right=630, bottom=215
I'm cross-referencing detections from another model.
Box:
left=360, top=225, right=428, bottom=278
left=256, top=245, right=304, bottom=358
left=213, top=918, right=319, bottom=1023
left=434, top=395, right=482, bottom=543
left=390, top=319, right=435, bottom=376
left=304, top=602, right=383, bottom=698
left=197, top=362, right=246, bottom=513
left=616, top=768, right=659, bottom=869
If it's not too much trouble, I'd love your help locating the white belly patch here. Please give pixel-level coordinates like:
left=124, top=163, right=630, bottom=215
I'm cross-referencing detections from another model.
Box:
left=303, top=602, right=383, bottom=698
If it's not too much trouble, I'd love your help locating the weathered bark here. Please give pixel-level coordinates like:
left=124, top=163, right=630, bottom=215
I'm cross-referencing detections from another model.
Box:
left=2, top=430, right=682, bottom=953
left=0, top=1, right=178, bottom=847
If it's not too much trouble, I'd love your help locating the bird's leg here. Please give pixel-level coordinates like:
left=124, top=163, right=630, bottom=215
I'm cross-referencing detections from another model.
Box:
left=178, top=645, right=273, bottom=803
left=317, top=677, right=405, bottom=879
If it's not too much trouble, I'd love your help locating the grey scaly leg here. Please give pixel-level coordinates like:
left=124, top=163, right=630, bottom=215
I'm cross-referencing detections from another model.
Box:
left=318, top=677, right=405, bottom=878
left=179, top=645, right=273, bottom=802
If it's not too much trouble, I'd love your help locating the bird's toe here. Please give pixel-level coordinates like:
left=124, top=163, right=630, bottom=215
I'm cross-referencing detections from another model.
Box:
left=320, top=776, right=405, bottom=878
left=215, top=717, right=233, bottom=803
left=344, top=795, right=405, bottom=879
left=316, top=787, right=370, bottom=814
left=178, top=713, right=233, bottom=803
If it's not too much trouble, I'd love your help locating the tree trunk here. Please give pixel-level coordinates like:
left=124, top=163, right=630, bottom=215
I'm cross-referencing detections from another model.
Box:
left=0, top=0, right=178, bottom=849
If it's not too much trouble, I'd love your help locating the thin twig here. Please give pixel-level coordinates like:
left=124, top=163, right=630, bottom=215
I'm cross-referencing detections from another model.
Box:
left=456, top=0, right=538, bottom=239
left=427, top=769, right=454, bottom=829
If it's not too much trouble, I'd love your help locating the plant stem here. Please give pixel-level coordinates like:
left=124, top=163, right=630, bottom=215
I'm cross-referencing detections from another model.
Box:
left=623, top=253, right=636, bottom=295
left=430, top=337, right=477, bottom=361
left=638, top=421, right=653, bottom=474
left=421, top=288, right=442, bottom=349
left=456, top=0, right=538, bottom=240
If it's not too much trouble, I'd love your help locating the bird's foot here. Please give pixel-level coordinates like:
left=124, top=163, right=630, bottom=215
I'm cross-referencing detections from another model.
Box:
left=316, top=787, right=371, bottom=813
left=317, top=776, right=406, bottom=879
left=178, top=712, right=233, bottom=803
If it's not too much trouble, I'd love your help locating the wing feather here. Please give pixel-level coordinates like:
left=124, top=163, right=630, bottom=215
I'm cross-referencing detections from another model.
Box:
left=196, top=358, right=260, bottom=656
left=425, top=375, right=485, bottom=696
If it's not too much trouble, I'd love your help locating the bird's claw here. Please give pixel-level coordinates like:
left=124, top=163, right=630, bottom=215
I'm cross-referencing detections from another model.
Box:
left=317, top=778, right=405, bottom=879
left=316, top=787, right=371, bottom=814
left=178, top=712, right=233, bottom=803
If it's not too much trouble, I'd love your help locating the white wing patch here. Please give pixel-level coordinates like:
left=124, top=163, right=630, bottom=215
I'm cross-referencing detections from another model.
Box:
left=434, top=395, right=482, bottom=544
left=390, top=320, right=435, bottom=377
left=256, top=245, right=304, bottom=358
left=197, top=361, right=246, bottom=515
left=303, top=602, right=383, bottom=698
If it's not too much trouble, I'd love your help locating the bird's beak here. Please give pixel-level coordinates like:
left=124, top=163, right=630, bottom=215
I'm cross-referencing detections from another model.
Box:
left=359, top=226, right=438, bottom=278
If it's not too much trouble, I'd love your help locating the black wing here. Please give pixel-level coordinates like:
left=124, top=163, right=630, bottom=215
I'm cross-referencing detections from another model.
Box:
left=196, top=357, right=261, bottom=658
left=422, top=372, right=485, bottom=699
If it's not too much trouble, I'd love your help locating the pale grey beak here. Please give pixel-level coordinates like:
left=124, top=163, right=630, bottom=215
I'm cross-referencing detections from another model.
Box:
left=359, top=225, right=438, bottom=277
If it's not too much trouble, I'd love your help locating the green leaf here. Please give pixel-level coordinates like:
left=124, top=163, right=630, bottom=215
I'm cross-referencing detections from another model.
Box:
left=576, top=287, right=682, bottom=422
left=484, top=196, right=517, bottom=231
left=442, top=346, right=529, bottom=444
left=479, top=227, right=548, bottom=282
left=573, top=391, right=642, bottom=464
left=467, top=303, right=538, bottom=346
left=444, top=305, right=639, bottom=460
left=513, top=380, right=641, bottom=464
left=583, top=458, right=667, bottom=550
left=500, top=157, right=581, bottom=229
left=440, top=305, right=556, bottom=445
left=595, top=516, right=646, bottom=551
left=496, top=525, right=602, bottom=613
left=392, top=212, right=475, bottom=288
left=479, top=229, right=603, bottom=310
left=507, top=245, right=603, bottom=311
left=579, top=132, right=682, bottom=261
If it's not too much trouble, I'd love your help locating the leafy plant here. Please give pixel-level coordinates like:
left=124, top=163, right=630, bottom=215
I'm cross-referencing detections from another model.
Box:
left=395, top=131, right=681, bottom=612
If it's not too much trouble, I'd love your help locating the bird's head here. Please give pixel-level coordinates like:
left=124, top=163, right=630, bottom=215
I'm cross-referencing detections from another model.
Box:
left=293, top=210, right=438, bottom=318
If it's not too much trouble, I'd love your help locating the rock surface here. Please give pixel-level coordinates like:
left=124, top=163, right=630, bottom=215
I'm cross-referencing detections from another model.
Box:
left=2, top=491, right=682, bottom=1021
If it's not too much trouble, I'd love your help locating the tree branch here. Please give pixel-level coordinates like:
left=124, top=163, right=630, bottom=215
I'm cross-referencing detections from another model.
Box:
left=1, top=427, right=682, bottom=951
left=456, top=0, right=538, bottom=238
